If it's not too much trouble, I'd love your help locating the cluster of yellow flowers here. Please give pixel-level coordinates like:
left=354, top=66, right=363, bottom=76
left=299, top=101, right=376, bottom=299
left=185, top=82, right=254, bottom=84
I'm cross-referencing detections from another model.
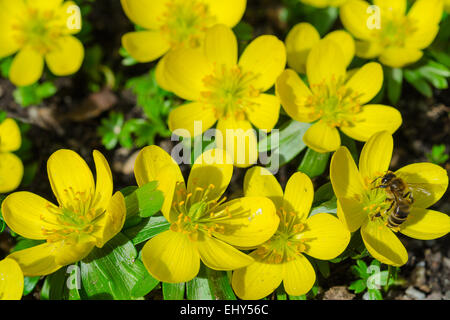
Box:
left=0, top=0, right=449, bottom=301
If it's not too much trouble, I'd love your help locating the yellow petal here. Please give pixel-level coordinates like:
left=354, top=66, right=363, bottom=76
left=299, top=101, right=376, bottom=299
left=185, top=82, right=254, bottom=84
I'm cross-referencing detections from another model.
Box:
left=187, top=148, right=233, bottom=202
left=122, top=31, right=170, bottom=63
left=303, top=121, right=341, bottom=153
left=93, top=150, right=113, bottom=212
left=323, top=30, right=355, bottom=68
left=0, top=258, right=24, bottom=300
left=59, top=1, right=82, bottom=35
left=164, top=47, right=212, bottom=101
left=204, top=24, right=238, bottom=67
left=239, top=35, right=287, bottom=92
left=120, top=0, right=166, bottom=29
left=379, top=47, right=423, bottom=68
left=0, top=6, right=20, bottom=59
left=1, top=192, right=59, bottom=240
left=207, top=0, right=247, bottom=27
left=27, top=0, right=63, bottom=10
left=0, top=153, right=23, bottom=194
left=232, top=252, right=283, bottom=300
left=282, top=254, right=316, bottom=296
left=0, top=118, right=21, bottom=152
left=340, top=0, right=375, bottom=40
left=395, top=163, right=448, bottom=208
left=141, top=230, right=200, bottom=283
left=285, top=22, right=320, bottom=74
left=355, top=40, right=383, bottom=59
left=168, top=102, right=217, bottom=137
left=93, top=191, right=127, bottom=247
left=283, top=172, right=314, bottom=222
left=216, top=118, right=258, bottom=168
left=330, top=146, right=365, bottom=199
left=361, top=219, right=408, bottom=266
left=359, top=131, right=393, bottom=181
left=243, top=166, right=284, bottom=208
left=197, top=233, right=253, bottom=270
left=211, top=197, right=279, bottom=248
left=47, top=149, right=95, bottom=208
left=407, top=0, right=444, bottom=47
left=306, top=39, right=347, bottom=87
left=300, top=213, right=351, bottom=260
left=53, top=236, right=96, bottom=266
left=373, top=0, right=406, bottom=16
left=155, top=54, right=170, bottom=91
left=9, top=48, right=44, bottom=87
left=245, top=93, right=280, bottom=131
left=344, top=62, right=383, bottom=105
left=7, top=242, right=61, bottom=277
left=134, top=145, right=185, bottom=221
left=400, top=208, right=450, bottom=240
left=276, top=69, right=315, bottom=123
left=45, top=36, right=84, bottom=76
left=341, top=105, right=402, bottom=141
left=337, top=197, right=368, bottom=232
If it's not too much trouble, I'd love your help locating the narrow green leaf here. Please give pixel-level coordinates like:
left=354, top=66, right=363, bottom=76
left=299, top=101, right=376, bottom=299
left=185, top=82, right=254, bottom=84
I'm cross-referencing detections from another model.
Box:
left=123, top=215, right=170, bottom=245
left=186, top=266, right=214, bottom=300
left=205, top=269, right=236, bottom=300
left=23, top=276, right=40, bottom=296
left=298, top=148, right=330, bottom=178
left=404, top=69, right=433, bottom=97
left=289, top=294, right=307, bottom=300
left=163, top=282, right=185, bottom=300
left=136, top=182, right=164, bottom=218
left=41, top=264, right=81, bottom=300
left=386, top=67, right=403, bottom=105
left=131, top=271, right=160, bottom=299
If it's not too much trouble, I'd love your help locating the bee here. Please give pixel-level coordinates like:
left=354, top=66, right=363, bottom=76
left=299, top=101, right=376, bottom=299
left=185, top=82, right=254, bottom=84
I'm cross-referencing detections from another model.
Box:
left=373, top=172, right=414, bottom=229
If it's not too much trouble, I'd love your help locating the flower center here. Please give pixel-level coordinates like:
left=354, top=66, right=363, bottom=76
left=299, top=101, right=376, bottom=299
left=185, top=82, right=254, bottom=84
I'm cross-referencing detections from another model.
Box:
left=13, top=8, right=66, bottom=55
left=255, top=208, right=309, bottom=264
left=169, top=182, right=230, bottom=241
left=377, top=16, right=416, bottom=48
left=201, top=65, right=260, bottom=120
left=306, top=77, right=363, bottom=128
left=160, top=0, right=215, bottom=49
left=41, top=187, right=103, bottom=242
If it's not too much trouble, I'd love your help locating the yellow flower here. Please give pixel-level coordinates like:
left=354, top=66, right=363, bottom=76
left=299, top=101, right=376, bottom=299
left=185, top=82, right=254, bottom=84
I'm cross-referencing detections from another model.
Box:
left=276, top=38, right=402, bottom=153
left=0, top=0, right=84, bottom=87
left=330, top=131, right=450, bottom=266
left=232, top=167, right=350, bottom=299
left=0, top=258, right=24, bottom=300
left=2, top=150, right=126, bottom=276
left=0, top=118, right=24, bottom=193
left=446, top=0, right=450, bottom=13
left=120, top=0, right=247, bottom=88
left=340, top=0, right=444, bottom=68
left=134, top=146, right=279, bottom=283
left=300, top=0, right=349, bottom=8
left=286, top=22, right=355, bottom=74
left=165, top=24, right=286, bottom=167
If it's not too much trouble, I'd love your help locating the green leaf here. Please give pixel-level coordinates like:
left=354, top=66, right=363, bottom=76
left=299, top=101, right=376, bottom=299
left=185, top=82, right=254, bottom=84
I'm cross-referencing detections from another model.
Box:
left=310, top=197, right=337, bottom=217
left=298, top=148, right=330, bottom=178
left=41, top=264, right=81, bottom=300
left=98, top=112, right=124, bottom=150
left=404, top=69, right=433, bottom=97
left=367, top=288, right=383, bottom=300
left=163, top=282, right=185, bottom=300
left=23, top=276, right=40, bottom=296
left=258, top=120, right=310, bottom=167
left=11, top=238, right=45, bottom=252
left=13, top=82, right=57, bottom=107
left=276, top=286, right=287, bottom=300
left=233, top=22, right=253, bottom=42
left=205, top=269, right=236, bottom=300
left=0, top=56, right=13, bottom=77
left=315, top=259, right=330, bottom=278
left=80, top=233, right=148, bottom=299
left=186, top=266, right=214, bottom=300
left=131, top=271, right=160, bottom=299
left=308, top=7, right=339, bottom=36
left=289, top=294, right=307, bottom=300
left=135, top=182, right=164, bottom=218
left=386, top=67, right=403, bottom=105
left=313, top=182, right=334, bottom=205
left=123, top=215, right=170, bottom=245
left=349, top=279, right=367, bottom=294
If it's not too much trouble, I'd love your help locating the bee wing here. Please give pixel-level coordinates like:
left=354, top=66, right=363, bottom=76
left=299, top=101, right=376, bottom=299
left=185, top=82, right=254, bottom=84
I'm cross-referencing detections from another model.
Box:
left=405, top=182, right=433, bottom=204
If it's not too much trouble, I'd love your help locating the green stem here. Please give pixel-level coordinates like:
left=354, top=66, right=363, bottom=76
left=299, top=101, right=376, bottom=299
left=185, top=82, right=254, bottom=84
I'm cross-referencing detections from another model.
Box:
left=384, top=265, right=392, bottom=293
